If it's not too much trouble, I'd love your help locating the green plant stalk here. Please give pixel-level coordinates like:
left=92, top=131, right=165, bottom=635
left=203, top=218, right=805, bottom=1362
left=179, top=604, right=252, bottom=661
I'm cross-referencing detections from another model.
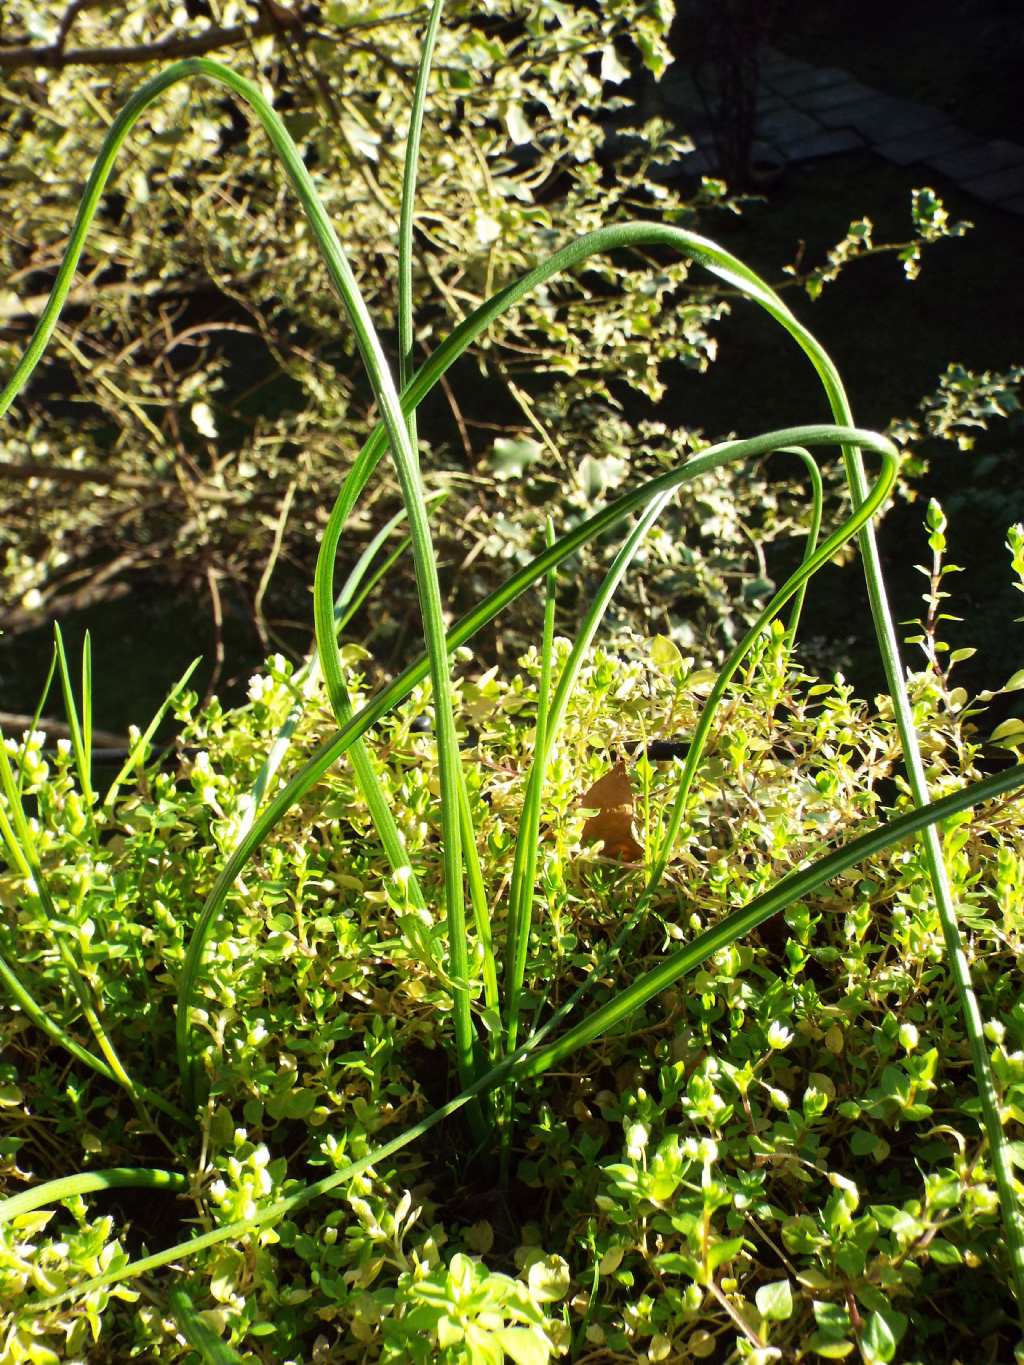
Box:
left=504, top=491, right=675, bottom=1053
left=166, top=1287, right=247, bottom=1364
left=311, top=0, right=449, bottom=950
left=646, top=455, right=889, bottom=906
left=504, top=446, right=833, bottom=1058
left=398, top=0, right=446, bottom=442
left=52, top=625, right=95, bottom=834
left=81, top=630, right=92, bottom=796
left=0, top=1168, right=187, bottom=1223
left=808, top=373, right=1024, bottom=1322
left=245, top=493, right=444, bottom=824
left=314, top=530, right=434, bottom=927
left=457, top=760, right=501, bottom=1059
left=397, top=4, right=485, bottom=1113
left=24, top=760, right=1024, bottom=1313
left=315, top=560, right=483, bottom=1132
left=0, top=941, right=115, bottom=1088
left=543, top=445, right=886, bottom=1022
left=183, top=424, right=890, bottom=1089
left=0, top=54, right=481, bottom=1111
left=104, top=657, right=201, bottom=808
left=3, top=52, right=1009, bottom=1281
left=777, top=446, right=823, bottom=649
left=502, top=513, right=557, bottom=1064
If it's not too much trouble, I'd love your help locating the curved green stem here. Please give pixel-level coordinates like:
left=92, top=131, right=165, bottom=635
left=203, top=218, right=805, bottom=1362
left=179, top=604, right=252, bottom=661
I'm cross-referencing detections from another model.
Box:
left=776, top=446, right=823, bottom=648
left=3, top=52, right=1012, bottom=1307
left=0, top=1168, right=187, bottom=1224
left=0, top=53, right=481, bottom=1113
left=398, top=0, right=446, bottom=425
left=503, top=445, right=830, bottom=1057
left=185, top=424, right=892, bottom=1091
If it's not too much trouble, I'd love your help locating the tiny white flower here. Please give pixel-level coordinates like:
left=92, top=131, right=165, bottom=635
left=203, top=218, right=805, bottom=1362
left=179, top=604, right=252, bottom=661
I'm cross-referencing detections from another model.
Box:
left=766, top=1020, right=794, bottom=1050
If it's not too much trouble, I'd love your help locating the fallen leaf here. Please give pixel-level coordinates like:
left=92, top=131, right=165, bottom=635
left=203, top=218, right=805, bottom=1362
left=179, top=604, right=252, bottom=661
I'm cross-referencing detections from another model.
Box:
left=579, top=760, right=634, bottom=811
left=580, top=761, right=644, bottom=862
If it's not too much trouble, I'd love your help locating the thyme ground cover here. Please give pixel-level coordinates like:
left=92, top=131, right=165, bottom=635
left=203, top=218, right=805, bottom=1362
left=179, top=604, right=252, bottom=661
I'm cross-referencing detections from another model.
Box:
left=1, top=10, right=1024, bottom=1363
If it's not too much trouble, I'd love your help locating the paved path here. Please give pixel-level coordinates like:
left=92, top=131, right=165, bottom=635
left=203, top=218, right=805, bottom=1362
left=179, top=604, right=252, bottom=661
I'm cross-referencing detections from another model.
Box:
left=657, top=46, right=1024, bottom=216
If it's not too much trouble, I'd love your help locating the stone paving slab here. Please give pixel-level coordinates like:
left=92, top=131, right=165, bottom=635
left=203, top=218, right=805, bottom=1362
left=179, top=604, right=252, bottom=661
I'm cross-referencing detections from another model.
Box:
left=774, top=127, right=866, bottom=161
left=876, top=123, right=979, bottom=167
left=958, top=161, right=1024, bottom=204
left=763, top=65, right=850, bottom=99
left=655, top=43, right=1024, bottom=214
left=757, top=91, right=791, bottom=117
left=818, top=94, right=949, bottom=140
left=927, top=138, right=1024, bottom=181
left=792, top=79, right=879, bottom=114
left=757, top=106, right=822, bottom=144
left=759, top=50, right=816, bottom=82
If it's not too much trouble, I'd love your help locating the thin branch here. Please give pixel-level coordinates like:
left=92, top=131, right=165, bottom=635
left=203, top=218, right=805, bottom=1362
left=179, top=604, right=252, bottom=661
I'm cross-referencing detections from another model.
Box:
left=0, top=6, right=305, bottom=71
left=203, top=565, right=226, bottom=705
left=55, top=0, right=101, bottom=54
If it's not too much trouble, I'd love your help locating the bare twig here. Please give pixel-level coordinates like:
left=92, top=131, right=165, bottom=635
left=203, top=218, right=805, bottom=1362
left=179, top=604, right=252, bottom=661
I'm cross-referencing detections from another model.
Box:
left=203, top=565, right=225, bottom=705
left=253, top=478, right=296, bottom=650
left=0, top=5, right=305, bottom=71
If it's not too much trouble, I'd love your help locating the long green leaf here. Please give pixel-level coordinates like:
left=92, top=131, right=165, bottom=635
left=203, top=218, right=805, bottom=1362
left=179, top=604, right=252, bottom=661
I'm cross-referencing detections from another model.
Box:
left=776, top=446, right=823, bottom=648
left=103, top=657, right=202, bottom=808
left=504, top=443, right=840, bottom=1056
left=0, top=55, right=477, bottom=1110
left=52, top=625, right=94, bottom=828
left=184, top=424, right=893, bottom=1093
left=187, top=426, right=890, bottom=1069
left=0, top=1168, right=186, bottom=1224
left=3, top=49, right=1012, bottom=1304
left=398, top=0, right=446, bottom=427
left=504, top=491, right=675, bottom=1051
left=166, top=1287, right=247, bottom=1364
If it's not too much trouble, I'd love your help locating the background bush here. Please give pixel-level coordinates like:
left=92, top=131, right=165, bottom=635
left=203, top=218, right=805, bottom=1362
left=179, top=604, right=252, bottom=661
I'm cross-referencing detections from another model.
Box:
left=1, top=0, right=991, bottom=697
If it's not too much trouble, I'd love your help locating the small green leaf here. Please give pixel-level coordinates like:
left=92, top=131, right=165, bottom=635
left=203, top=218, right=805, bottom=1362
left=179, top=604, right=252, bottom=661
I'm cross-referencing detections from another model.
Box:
left=862, top=1306, right=907, bottom=1364
left=705, top=1235, right=744, bottom=1276
left=927, top=1238, right=963, bottom=1266
left=284, top=1089, right=318, bottom=1120
left=209, top=1105, right=234, bottom=1149
left=654, top=1250, right=701, bottom=1279
left=494, top=1327, right=549, bottom=1365
left=755, top=1278, right=794, bottom=1321
left=808, top=1333, right=855, bottom=1359
left=489, top=436, right=543, bottom=480
left=849, top=1128, right=880, bottom=1157
left=991, top=718, right=1024, bottom=747
left=651, top=634, right=684, bottom=676
left=527, top=1253, right=570, bottom=1303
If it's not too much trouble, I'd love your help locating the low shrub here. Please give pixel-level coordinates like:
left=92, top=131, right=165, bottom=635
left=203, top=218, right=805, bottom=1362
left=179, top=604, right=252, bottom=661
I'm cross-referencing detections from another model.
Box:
left=2, top=587, right=1024, bottom=1361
